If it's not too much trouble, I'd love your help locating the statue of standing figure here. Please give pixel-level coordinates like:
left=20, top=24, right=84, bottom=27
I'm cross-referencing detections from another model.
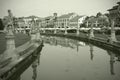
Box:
left=5, top=10, right=15, bottom=50
left=4, top=9, right=14, bottom=35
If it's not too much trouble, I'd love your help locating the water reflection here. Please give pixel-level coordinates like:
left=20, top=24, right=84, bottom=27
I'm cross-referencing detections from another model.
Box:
left=16, top=52, right=41, bottom=80
left=107, top=50, right=120, bottom=75
left=42, top=36, right=87, bottom=50
left=32, top=54, right=40, bottom=80
left=89, top=44, right=94, bottom=61
left=20, top=36, right=120, bottom=80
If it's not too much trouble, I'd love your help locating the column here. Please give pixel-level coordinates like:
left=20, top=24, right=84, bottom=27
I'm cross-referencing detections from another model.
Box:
left=6, top=10, right=15, bottom=51
left=65, top=26, right=67, bottom=34
left=110, top=19, right=117, bottom=43
left=77, top=22, right=80, bottom=35
left=54, top=25, right=57, bottom=34
left=89, top=23, right=94, bottom=38
left=6, top=25, right=15, bottom=50
left=31, top=19, right=36, bottom=41
left=86, top=21, right=89, bottom=27
left=35, top=28, right=41, bottom=41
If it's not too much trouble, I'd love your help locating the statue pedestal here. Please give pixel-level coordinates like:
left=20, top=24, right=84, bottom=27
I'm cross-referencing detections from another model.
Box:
left=35, top=31, right=41, bottom=41
left=110, top=20, right=117, bottom=43
left=89, top=29, right=94, bottom=39
left=77, top=29, right=79, bottom=35
left=110, top=31, right=117, bottom=42
left=31, top=32, right=36, bottom=41
left=5, top=31, right=15, bottom=50
left=54, top=29, right=57, bottom=34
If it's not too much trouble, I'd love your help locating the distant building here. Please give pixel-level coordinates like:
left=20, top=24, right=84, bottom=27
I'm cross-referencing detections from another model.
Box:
left=15, top=16, right=39, bottom=33
left=56, top=13, right=77, bottom=28
left=69, top=15, right=86, bottom=28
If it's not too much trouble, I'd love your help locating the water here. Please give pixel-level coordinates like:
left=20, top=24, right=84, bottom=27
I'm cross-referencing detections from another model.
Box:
left=20, top=36, right=120, bottom=80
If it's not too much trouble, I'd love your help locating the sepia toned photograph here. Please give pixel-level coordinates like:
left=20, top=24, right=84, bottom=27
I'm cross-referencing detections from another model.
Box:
left=0, top=0, right=120, bottom=80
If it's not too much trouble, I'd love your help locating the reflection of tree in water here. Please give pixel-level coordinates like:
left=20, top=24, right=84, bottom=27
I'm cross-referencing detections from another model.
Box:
left=107, top=51, right=120, bottom=75
left=31, top=53, right=40, bottom=80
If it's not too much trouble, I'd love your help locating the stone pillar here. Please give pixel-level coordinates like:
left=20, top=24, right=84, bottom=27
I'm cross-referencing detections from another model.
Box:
left=23, top=27, right=26, bottom=34
left=65, top=26, right=67, bottom=34
left=89, top=23, right=94, bottom=38
left=54, top=28, right=57, bottom=34
left=86, top=21, right=89, bottom=27
left=35, top=29, right=41, bottom=41
left=5, top=10, right=15, bottom=50
left=31, top=31, right=36, bottom=41
left=43, top=28, right=45, bottom=33
left=110, top=19, right=117, bottom=43
left=54, top=13, right=57, bottom=34
left=6, top=25, right=15, bottom=50
left=77, top=23, right=80, bottom=35
left=15, top=29, right=18, bottom=33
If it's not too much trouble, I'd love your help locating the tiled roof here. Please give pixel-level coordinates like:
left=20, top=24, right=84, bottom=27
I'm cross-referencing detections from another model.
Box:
left=70, top=15, right=83, bottom=22
left=58, top=13, right=75, bottom=19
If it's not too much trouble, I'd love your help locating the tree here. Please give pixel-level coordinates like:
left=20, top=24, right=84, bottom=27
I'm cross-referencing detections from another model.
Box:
left=0, top=18, right=4, bottom=30
left=97, top=15, right=109, bottom=27
left=96, top=12, right=102, bottom=18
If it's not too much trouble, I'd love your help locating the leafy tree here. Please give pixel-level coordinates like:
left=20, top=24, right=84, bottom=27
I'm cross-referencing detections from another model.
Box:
left=0, top=18, right=4, bottom=30
left=96, top=12, right=102, bottom=17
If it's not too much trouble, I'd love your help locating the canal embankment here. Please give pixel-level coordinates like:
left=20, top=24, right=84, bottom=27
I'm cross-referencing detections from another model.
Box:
left=0, top=32, right=44, bottom=80
left=41, top=33, right=120, bottom=53
left=0, top=40, right=43, bottom=80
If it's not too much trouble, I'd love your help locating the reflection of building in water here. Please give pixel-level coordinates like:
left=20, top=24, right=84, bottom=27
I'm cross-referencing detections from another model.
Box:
left=31, top=53, right=40, bottom=80
left=42, top=36, right=86, bottom=49
left=89, top=44, right=94, bottom=60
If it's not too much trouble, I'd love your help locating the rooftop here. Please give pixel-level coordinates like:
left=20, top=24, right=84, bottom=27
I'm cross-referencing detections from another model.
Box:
left=70, top=15, right=84, bottom=22
left=58, top=13, right=76, bottom=19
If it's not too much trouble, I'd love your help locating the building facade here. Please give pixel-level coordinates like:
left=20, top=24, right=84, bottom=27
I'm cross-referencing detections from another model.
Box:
left=56, top=13, right=77, bottom=28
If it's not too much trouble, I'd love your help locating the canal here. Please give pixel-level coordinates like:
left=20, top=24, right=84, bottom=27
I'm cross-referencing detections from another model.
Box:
left=20, top=35, right=120, bottom=80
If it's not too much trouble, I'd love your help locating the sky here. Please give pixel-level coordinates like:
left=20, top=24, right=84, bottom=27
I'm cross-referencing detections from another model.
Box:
left=0, top=0, right=119, bottom=18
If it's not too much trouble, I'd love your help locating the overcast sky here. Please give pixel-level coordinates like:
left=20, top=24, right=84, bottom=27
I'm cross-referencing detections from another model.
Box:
left=0, top=0, right=119, bottom=18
